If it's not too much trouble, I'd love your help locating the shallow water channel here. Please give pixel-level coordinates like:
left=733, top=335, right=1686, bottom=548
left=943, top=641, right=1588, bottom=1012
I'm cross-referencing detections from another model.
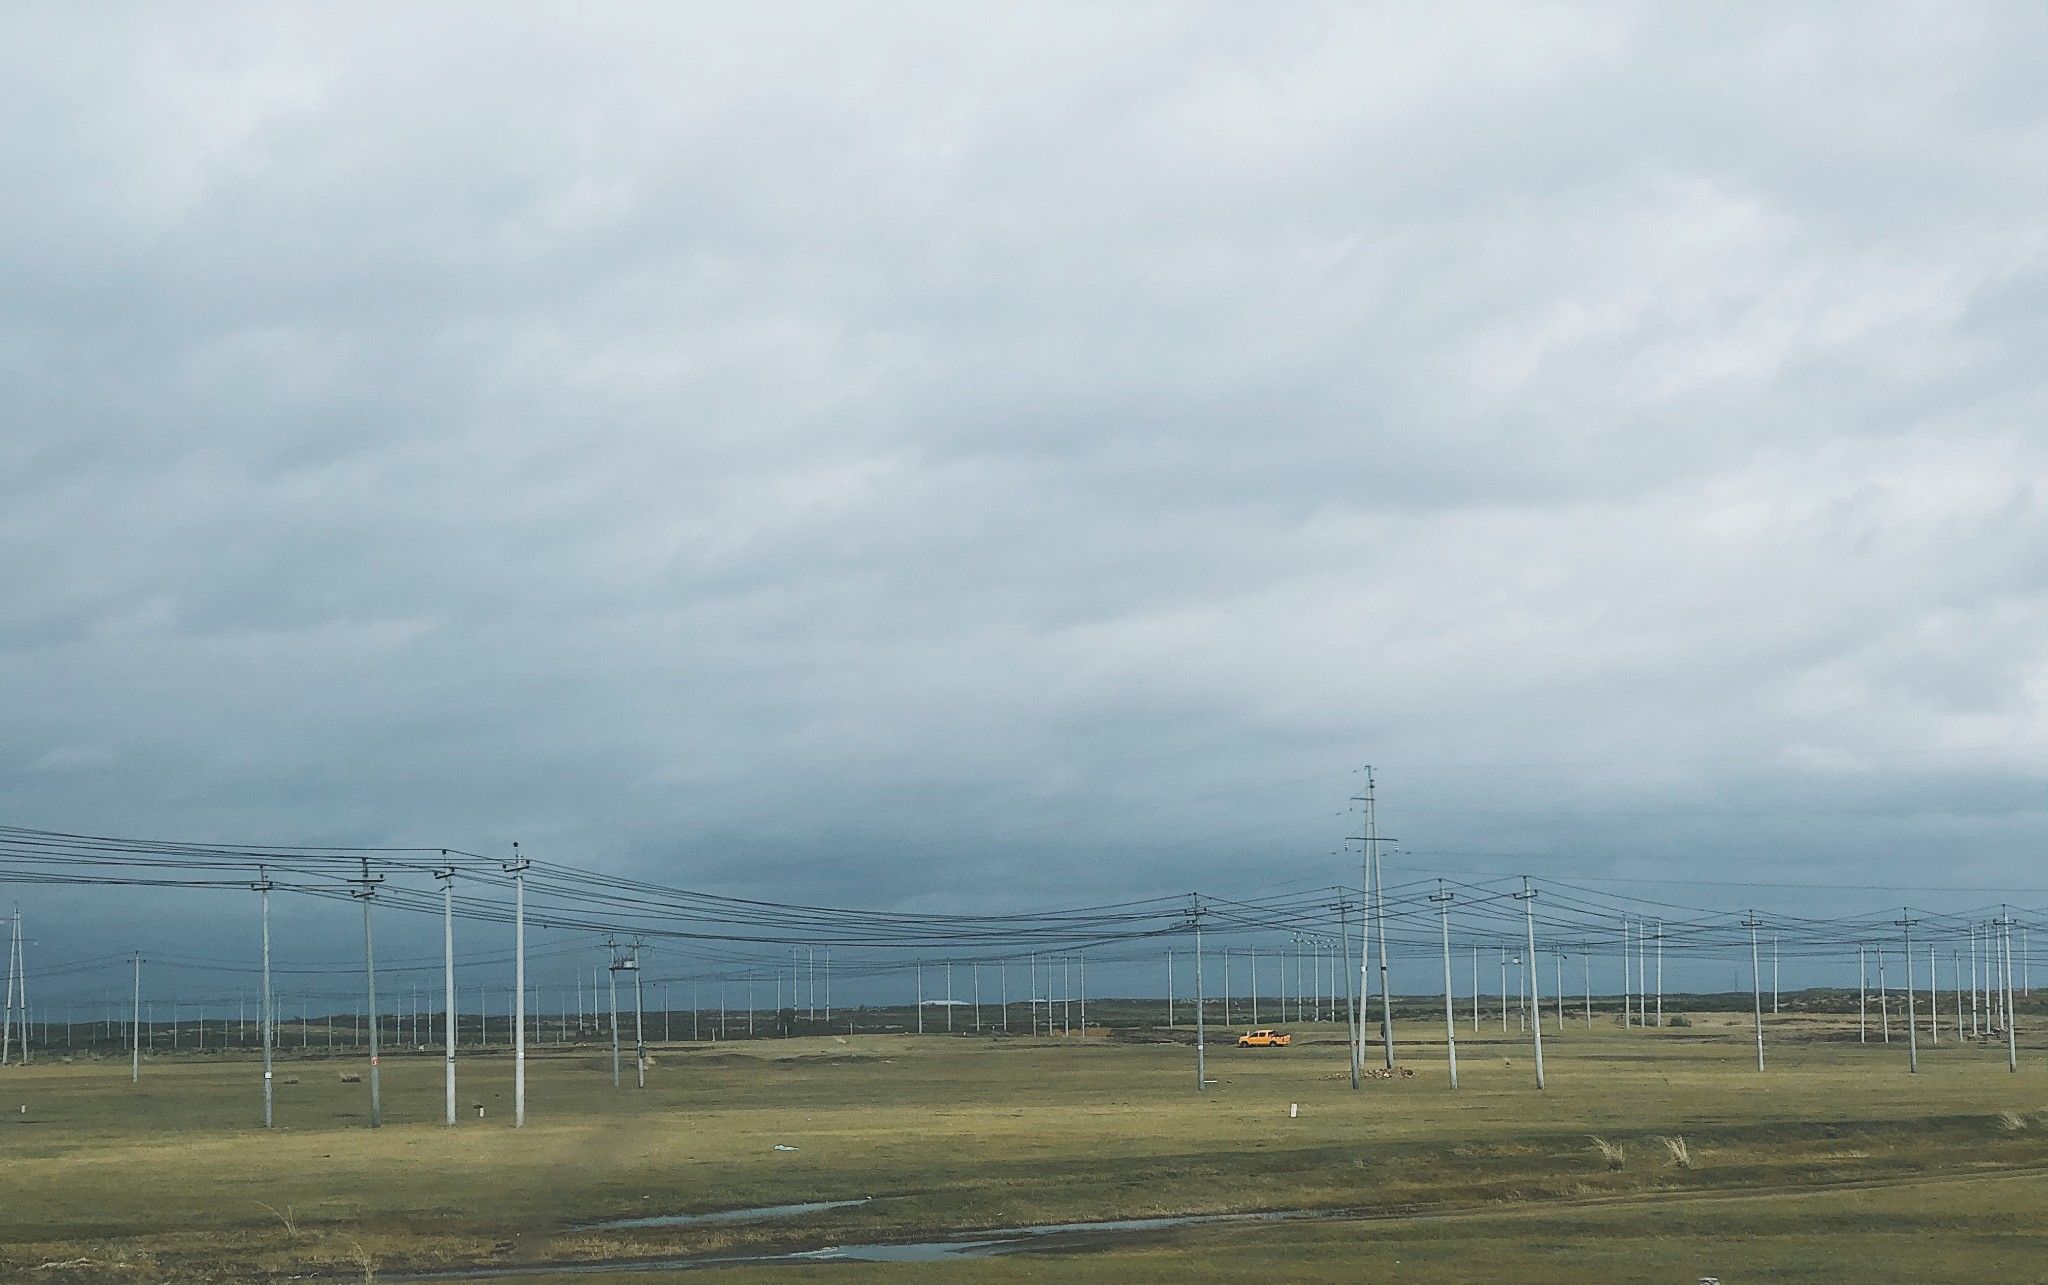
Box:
left=390, top=1201, right=1311, bottom=1278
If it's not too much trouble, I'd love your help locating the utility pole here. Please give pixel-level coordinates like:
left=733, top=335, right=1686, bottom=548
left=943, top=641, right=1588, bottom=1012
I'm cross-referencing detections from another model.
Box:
left=1954, top=948, right=1963, bottom=1045
left=1970, top=926, right=1980, bottom=1038
left=1350, top=771, right=1397, bottom=1068
left=1166, top=948, right=1174, bottom=1029
left=1637, top=919, right=1647, bottom=1027
left=1621, top=919, right=1631, bottom=1028
left=507, top=844, right=531, bottom=1127
left=437, top=862, right=456, bottom=1127
left=1, top=908, right=15, bottom=1066
left=1772, top=935, right=1780, bottom=1015
left=256, top=867, right=275, bottom=1128
left=630, top=943, right=646, bottom=1089
left=131, top=952, right=142, bottom=1082
left=1079, top=956, right=1088, bottom=1035
left=1517, top=878, right=1544, bottom=1089
left=1879, top=949, right=1890, bottom=1042
left=1929, top=942, right=1939, bottom=1044
left=1897, top=913, right=1919, bottom=1073
left=1499, top=955, right=1515, bottom=1037
left=1999, top=910, right=2018, bottom=1073
left=1654, top=922, right=1664, bottom=1028
left=1858, top=945, right=1867, bottom=1044
left=1191, top=897, right=1207, bottom=1094
left=1432, top=883, right=1457, bottom=1089
left=350, top=860, right=385, bottom=1128
left=1743, top=913, right=1765, bottom=1072
left=1338, top=892, right=1358, bottom=1089
left=1555, top=951, right=1565, bottom=1033
left=606, top=940, right=622, bottom=1087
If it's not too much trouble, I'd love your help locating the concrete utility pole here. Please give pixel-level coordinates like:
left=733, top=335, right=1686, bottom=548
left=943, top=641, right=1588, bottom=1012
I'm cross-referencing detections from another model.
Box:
left=1929, top=943, right=1939, bottom=1044
left=1191, top=897, right=1207, bottom=1094
left=1, top=908, right=15, bottom=1066
left=1879, top=949, right=1890, bottom=1042
left=507, top=844, right=531, bottom=1127
left=437, top=863, right=457, bottom=1126
left=1432, top=883, right=1457, bottom=1089
left=1079, top=956, right=1088, bottom=1036
left=1471, top=944, right=1480, bottom=1033
left=1338, top=893, right=1358, bottom=1089
left=1999, top=911, right=2018, bottom=1073
left=1954, top=949, right=1963, bottom=1043
left=1897, top=914, right=1919, bottom=1073
left=1969, top=926, right=1980, bottom=1037
left=606, top=941, right=622, bottom=1087
left=1499, top=951, right=1508, bottom=1034
left=131, top=953, right=142, bottom=1082
left=1743, top=913, right=1765, bottom=1072
left=256, top=867, right=275, bottom=1128
left=1166, top=948, right=1174, bottom=1028
left=1621, top=919, right=1631, bottom=1028
left=1517, top=878, right=1544, bottom=1089
left=1858, top=945, right=1867, bottom=1043
left=1654, top=922, right=1664, bottom=1028
left=1555, top=951, right=1565, bottom=1033
left=630, top=943, right=646, bottom=1089
left=1637, top=919, right=1647, bottom=1026
left=11, top=908, right=26, bottom=1065
left=351, top=860, right=385, bottom=1128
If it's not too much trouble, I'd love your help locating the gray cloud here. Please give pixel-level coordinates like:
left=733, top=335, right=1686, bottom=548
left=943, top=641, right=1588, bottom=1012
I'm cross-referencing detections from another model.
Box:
left=2, top=1, right=2045, bottom=955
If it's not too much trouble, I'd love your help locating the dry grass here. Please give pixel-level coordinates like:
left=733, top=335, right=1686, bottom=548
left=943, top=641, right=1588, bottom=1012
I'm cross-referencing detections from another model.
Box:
left=1, top=1019, right=2045, bottom=1280
left=1655, top=1134, right=1694, bottom=1168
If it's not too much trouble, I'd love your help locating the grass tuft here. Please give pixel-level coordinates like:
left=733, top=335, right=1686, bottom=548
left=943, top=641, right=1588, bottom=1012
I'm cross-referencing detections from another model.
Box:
left=1997, top=1111, right=2027, bottom=1133
left=1655, top=1135, right=1693, bottom=1169
left=258, top=1203, right=299, bottom=1239
left=1587, top=1136, right=1626, bottom=1170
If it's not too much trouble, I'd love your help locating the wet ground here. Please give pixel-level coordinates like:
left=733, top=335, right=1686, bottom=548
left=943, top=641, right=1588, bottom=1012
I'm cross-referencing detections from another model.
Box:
left=391, top=1204, right=1311, bottom=1278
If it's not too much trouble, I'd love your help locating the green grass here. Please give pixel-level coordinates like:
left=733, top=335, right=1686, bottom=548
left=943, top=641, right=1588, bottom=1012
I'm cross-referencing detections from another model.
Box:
left=2, top=1014, right=2046, bottom=1279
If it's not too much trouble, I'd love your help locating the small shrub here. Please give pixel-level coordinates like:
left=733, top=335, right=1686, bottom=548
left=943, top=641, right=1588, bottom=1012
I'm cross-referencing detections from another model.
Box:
left=1666, top=1014, right=1693, bottom=1028
left=1588, top=1135, right=1626, bottom=1170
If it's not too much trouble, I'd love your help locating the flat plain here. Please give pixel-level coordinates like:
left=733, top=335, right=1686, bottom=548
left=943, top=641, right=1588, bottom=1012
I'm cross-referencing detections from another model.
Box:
left=3, top=1010, right=2046, bottom=1281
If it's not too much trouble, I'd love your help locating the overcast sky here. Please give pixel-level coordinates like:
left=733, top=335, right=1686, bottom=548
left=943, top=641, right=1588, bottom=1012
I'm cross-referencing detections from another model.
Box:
left=4, top=2, right=2045, bottom=956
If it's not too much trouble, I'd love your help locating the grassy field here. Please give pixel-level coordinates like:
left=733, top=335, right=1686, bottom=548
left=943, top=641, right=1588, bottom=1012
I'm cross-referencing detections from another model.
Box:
left=3, top=1010, right=2046, bottom=1280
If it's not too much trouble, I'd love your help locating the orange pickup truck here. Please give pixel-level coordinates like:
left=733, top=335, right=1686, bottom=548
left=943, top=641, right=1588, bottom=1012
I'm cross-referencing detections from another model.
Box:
left=1236, top=1028, right=1292, bottom=1048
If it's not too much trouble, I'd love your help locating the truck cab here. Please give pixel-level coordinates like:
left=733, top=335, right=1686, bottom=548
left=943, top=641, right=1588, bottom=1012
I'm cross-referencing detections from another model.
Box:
left=1237, top=1028, right=1291, bottom=1048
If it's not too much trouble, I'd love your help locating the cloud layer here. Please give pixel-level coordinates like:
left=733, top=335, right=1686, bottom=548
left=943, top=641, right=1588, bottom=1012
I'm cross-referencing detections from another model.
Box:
left=3, top=4, right=2045, bottom=933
